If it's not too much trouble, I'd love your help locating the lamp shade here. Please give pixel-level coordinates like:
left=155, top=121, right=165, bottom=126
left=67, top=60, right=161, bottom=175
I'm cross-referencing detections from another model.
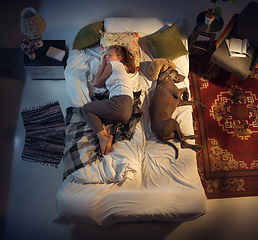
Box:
left=20, top=7, right=46, bottom=36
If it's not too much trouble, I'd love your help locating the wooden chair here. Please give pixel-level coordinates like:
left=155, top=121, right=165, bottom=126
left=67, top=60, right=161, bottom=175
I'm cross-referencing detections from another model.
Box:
left=207, top=1, right=258, bottom=79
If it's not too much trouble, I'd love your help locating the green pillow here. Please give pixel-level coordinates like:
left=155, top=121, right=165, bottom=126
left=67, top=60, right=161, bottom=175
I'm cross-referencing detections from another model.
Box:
left=73, top=21, right=104, bottom=49
left=145, top=22, right=189, bottom=60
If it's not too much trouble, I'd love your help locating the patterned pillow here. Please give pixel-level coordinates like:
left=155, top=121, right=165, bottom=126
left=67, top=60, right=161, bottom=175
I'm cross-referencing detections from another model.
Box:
left=100, top=32, right=140, bottom=68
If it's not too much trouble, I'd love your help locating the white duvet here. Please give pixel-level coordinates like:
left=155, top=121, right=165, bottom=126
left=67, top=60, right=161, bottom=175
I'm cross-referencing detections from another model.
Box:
left=53, top=17, right=208, bottom=226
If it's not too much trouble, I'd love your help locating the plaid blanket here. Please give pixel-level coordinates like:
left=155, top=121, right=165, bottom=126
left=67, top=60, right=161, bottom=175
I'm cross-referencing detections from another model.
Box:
left=63, top=91, right=143, bottom=179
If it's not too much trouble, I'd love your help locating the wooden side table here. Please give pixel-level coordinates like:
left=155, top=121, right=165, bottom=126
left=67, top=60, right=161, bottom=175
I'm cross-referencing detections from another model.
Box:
left=23, top=40, right=68, bottom=80
left=188, top=11, right=224, bottom=57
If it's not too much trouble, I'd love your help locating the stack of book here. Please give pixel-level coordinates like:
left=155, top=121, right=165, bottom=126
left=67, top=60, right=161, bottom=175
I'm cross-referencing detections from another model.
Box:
left=225, top=38, right=251, bottom=58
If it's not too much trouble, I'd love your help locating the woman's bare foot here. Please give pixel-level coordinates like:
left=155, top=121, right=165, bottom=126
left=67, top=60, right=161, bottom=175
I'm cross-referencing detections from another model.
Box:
left=97, top=129, right=113, bottom=155
left=101, top=135, right=113, bottom=155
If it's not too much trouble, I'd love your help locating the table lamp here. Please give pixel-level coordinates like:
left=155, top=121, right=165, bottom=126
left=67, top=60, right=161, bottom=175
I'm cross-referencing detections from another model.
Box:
left=20, top=7, right=46, bottom=46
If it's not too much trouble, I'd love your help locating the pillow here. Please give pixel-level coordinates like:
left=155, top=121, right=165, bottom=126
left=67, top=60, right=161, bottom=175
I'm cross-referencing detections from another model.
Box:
left=100, top=32, right=140, bottom=68
left=145, top=22, right=189, bottom=61
left=73, top=21, right=104, bottom=49
left=104, top=18, right=177, bottom=37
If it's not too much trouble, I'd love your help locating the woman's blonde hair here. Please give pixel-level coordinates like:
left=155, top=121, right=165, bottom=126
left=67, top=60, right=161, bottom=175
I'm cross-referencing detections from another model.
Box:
left=108, top=45, right=136, bottom=74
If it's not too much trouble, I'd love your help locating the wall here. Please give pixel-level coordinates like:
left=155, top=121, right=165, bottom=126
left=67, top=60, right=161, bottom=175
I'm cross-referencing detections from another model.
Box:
left=1, top=0, right=248, bottom=48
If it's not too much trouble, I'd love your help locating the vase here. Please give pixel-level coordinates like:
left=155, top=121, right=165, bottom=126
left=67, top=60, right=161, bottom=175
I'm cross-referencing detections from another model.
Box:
left=205, top=9, right=215, bottom=25
left=38, top=40, right=44, bottom=48
left=28, top=52, right=36, bottom=60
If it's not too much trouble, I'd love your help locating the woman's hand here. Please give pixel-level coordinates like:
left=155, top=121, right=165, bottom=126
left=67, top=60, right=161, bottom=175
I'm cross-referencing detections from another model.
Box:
left=101, top=54, right=107, bottom=66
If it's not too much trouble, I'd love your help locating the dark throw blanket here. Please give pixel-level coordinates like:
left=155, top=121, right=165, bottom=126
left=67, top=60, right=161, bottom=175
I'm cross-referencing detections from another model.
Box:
left=62, top=91, right=143, bottom=179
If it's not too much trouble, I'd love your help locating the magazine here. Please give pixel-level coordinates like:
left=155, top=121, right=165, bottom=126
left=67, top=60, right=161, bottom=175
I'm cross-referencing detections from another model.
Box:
left=225, top=38, right=251, bottom=58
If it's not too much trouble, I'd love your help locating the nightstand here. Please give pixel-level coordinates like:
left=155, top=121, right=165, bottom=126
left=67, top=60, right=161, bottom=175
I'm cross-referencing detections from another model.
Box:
left=23, top=40, right=68, bottom=80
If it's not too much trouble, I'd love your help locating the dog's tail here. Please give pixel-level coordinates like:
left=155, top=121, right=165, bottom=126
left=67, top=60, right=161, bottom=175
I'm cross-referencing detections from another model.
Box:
left=158, top=137, right=179, bottom=159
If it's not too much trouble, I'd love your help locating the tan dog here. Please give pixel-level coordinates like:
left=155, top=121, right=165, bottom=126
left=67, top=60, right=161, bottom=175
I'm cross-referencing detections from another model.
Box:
left=148, top=58, right=206, bottom=159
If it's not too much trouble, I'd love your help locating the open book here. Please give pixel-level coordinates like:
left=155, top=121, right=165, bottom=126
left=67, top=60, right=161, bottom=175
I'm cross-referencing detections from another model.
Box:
left=225, top=38, right=251, bottom=58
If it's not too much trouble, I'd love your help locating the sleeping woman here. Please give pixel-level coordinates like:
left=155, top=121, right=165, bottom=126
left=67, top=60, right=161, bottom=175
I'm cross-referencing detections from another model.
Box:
left=81, top=45, right=136, bottom=155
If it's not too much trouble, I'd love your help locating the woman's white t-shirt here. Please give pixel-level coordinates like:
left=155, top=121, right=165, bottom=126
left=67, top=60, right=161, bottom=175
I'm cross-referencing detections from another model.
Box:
left=105, top=61, right=133, bottom=99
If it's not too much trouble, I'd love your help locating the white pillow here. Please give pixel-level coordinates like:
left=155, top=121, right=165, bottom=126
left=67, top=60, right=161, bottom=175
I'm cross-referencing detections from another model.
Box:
left=104, top=17, right=186, bottom=37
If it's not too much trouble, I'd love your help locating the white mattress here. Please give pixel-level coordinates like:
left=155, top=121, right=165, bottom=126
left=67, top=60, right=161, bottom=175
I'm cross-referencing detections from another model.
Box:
left=53, top=17, right=208, bottom=226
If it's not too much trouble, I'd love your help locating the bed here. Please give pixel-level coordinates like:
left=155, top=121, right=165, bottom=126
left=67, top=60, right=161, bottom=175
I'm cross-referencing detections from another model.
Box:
left=53, top=17, right=208, bottom=226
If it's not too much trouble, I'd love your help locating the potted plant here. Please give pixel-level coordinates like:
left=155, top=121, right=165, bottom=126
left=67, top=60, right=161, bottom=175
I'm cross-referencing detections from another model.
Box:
left=205, top=0, right=237, bottom=25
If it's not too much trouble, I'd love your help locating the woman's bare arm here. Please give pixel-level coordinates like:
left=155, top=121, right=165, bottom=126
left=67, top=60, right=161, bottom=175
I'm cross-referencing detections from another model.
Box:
left=93, top=56, right=112, bottom=88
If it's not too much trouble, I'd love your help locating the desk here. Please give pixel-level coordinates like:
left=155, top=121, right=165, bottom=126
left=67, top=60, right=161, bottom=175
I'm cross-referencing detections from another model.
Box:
left=188, top=11, right=224, bottom=57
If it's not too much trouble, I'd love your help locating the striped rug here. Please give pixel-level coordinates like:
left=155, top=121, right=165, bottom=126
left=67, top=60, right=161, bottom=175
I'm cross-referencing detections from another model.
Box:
left=21, top=101, right=65, bottom=167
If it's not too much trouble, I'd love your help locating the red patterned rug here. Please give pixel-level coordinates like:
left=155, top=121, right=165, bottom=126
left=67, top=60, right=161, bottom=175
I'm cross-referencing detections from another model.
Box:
left=189, top=52, right=258, bottom=199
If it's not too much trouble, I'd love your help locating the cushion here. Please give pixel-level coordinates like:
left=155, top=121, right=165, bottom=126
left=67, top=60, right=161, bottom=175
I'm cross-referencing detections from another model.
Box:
left=103, top=17, right=187, bottom=37
left=104, top=18, right=175, bottom=36
left=100, top=32, right=140, bottom=68
left=145, top=22, right=189, bottom=61
left=73, top=21, right=104, bottom=49
left=211, top=41, right=254, bottom=79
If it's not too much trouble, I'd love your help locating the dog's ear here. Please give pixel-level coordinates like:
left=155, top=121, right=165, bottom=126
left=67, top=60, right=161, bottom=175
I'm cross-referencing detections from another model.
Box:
left=147, top=61, right=157, bottom=80
left=159, top=58, right=169, bottom=73
left=147, top=58, right=168, bottom=81
left=148, top=59, right=161, bottom=81
left=168, top=60, right=176, bottom=70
